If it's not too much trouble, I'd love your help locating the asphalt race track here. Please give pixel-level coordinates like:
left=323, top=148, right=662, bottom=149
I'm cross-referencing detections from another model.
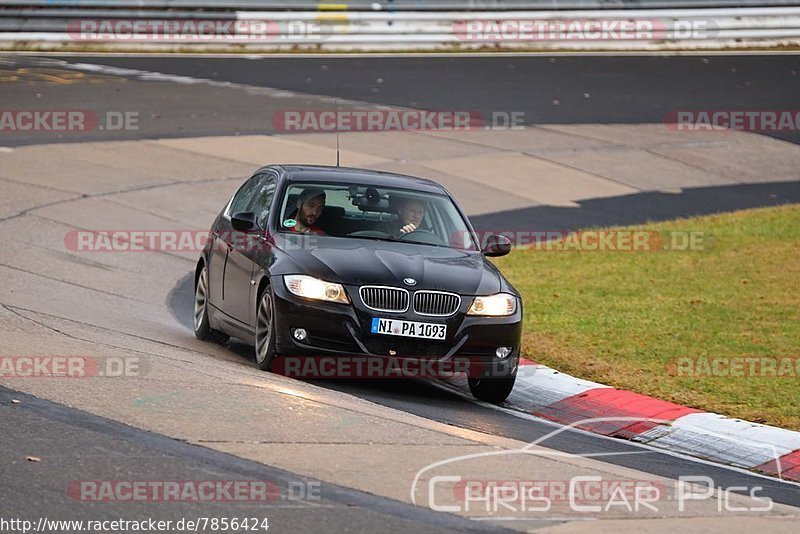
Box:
left=36, top=55, right=800, bottom=137
left=2, top=54, right=800, bottom=145
left=2, top=52, right=800, bottom=532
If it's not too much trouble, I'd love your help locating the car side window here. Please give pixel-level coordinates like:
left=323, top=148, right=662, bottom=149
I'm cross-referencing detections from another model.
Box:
left=228, top=174, right=263, bottom=216
left=247, top=173, right=277, bottom=229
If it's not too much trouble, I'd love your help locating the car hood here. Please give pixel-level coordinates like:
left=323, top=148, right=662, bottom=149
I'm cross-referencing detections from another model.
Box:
left=271, top=234, right=503, bottom=295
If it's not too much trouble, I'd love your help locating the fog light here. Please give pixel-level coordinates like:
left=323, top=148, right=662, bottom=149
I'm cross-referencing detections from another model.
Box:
left=495, top=346, right=512, bottom=359
left=293, top=328, right=308, bottom=341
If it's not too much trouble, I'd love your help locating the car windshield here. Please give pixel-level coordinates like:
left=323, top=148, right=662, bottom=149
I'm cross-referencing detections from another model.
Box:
left=276, top=182, right=479, bottom=250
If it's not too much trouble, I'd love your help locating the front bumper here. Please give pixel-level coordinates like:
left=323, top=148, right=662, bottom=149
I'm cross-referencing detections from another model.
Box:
left=271, top=277, right=521, bottom=377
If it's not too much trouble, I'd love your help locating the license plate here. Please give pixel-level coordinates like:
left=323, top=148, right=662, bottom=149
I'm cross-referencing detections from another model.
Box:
left=370, top=317, right=446, bottom=340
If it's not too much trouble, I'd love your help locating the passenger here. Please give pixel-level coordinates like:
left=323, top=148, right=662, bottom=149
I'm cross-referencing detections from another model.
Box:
left=292, top=189, right=327, bottom=235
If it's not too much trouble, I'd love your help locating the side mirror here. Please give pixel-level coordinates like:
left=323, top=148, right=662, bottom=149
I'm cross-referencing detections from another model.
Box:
left=231, top=211, right=258, bottom=232
left=482, top=233, right=512, bottom=257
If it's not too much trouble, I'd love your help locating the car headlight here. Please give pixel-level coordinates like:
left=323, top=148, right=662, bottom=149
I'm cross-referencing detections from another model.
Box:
left=284, top=275, right=349, bottom=304
left=467, top=293, right=517, bottom=316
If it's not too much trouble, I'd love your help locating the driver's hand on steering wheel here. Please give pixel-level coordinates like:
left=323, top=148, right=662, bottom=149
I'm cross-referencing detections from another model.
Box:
left=399, top=223, right=417, bottom=234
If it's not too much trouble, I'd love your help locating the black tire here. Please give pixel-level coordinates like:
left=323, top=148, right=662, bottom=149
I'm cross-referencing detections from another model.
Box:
left=468, top=371, right=517, bottom=403
left=255, top=285, right=278, bottom=371
left=194, top=265, right=229, bottom=344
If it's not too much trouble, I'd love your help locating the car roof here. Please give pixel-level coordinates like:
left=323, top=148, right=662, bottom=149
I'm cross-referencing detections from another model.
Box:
left=263, top=165, right=448, bottom=195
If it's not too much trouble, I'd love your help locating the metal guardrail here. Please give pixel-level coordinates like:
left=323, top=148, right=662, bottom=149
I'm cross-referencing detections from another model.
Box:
left=2, top=1, right=800, bottom=8
left=1, top=3, right=800, bottom=50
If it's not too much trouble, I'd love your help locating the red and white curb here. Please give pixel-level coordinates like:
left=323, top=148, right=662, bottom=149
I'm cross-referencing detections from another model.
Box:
left=507, top=359, right=800, bottom=482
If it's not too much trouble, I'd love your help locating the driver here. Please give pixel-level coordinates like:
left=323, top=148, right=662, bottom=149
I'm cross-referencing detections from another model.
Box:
left=386, top=197, right=426, bottom=236
left=292, top=188, right=327, bottom=235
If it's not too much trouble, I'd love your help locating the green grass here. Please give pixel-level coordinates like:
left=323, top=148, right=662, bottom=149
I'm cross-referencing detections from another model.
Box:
left=493, top=204, right=800, bottom=430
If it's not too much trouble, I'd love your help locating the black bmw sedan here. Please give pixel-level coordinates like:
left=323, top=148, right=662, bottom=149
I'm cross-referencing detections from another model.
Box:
left=193, top=165, right=522, bottom=402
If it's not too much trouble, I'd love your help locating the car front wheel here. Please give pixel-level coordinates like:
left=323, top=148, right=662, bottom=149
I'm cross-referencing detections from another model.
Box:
left=468, top=370, right=517, bottom=403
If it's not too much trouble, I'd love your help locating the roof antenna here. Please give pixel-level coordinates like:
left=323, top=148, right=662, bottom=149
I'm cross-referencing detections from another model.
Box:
left=334, top=98, right=341, bottom=167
